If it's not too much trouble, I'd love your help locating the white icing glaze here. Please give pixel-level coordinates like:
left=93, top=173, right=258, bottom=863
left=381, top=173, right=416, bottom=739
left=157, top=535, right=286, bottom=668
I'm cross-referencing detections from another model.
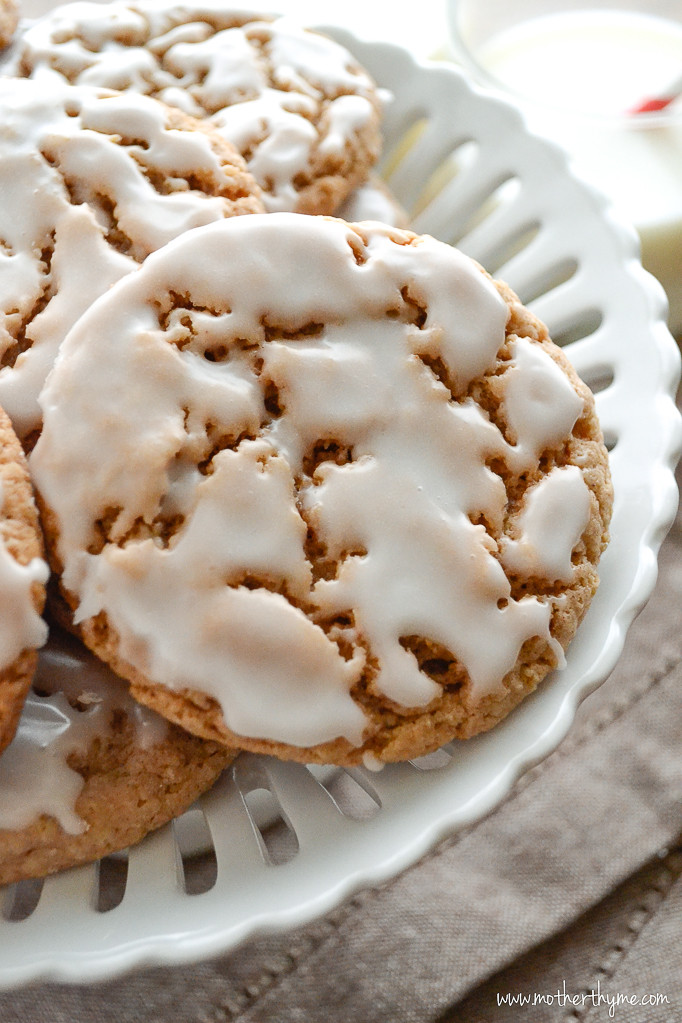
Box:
left=0, top=76, right=260, bottom=439
left=0, top=629, right=168, bottom=834
left=30, top=214, right=591, bottom=749
left=0, top=691, right=87, bottom=834
left=361, top=752, right=385, bottom=772
left=9, top=1, right=381, bottom=213
left=501, top=466, right=593, bottom=583
left=0, top=482, right=48, bottom=671
left=501, top=336, right=584, bottom=471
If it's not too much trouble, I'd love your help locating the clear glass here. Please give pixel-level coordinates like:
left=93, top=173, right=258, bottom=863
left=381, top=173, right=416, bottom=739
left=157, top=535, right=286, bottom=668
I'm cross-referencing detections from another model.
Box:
left=447, top=0, right=682, bottom=338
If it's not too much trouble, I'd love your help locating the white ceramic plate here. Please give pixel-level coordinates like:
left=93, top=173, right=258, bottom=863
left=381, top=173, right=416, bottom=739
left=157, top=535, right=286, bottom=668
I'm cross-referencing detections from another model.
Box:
left=0, top=27, right=680, bottom=989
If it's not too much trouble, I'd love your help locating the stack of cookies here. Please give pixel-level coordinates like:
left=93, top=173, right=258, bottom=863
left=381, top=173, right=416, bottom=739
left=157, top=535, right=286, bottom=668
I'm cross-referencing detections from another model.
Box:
left=0, top=1, right=612, bottom=885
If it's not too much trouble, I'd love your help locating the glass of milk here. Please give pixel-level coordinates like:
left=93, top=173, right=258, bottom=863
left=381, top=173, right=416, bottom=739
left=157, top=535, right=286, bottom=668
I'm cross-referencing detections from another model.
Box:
left=447, top=0, right=682, bottom=338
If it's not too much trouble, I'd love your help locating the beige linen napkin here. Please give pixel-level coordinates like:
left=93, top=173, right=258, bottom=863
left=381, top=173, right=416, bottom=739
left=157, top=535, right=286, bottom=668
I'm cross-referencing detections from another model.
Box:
left=2, top=465, right=681, bottom=1023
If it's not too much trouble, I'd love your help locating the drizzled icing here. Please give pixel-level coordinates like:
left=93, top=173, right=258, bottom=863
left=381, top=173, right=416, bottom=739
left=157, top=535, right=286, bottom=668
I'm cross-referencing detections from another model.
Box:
left=8, top=0, right=382, bottom=213
left=0, top=630, right=168, bottom=834
left=501, top=337, right=585, bottom=471
left=0, top=76, right=261, bottom=439
left=30, top=214, right=590, bottom=749
left=0, top=482, right=48, bottom=671
left=501, top=466, right=592, bottom=583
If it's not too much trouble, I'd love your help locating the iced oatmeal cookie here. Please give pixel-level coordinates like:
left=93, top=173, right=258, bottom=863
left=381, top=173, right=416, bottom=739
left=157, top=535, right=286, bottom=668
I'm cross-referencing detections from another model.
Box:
left=7, top=0, right=384, bottom=214
left=0, top=75, right=263, bottom=445
left=0, top=405, right=47, bottom=756
left=30, top=213, right=612, bottom=767
left=0, top=628, right=234, bottom=885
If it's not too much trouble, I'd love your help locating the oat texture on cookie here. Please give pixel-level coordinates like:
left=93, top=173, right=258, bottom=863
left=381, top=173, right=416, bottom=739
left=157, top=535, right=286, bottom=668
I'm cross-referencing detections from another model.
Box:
left=0, top=76, right=263, bottom=444
left=7, top=0, right=384, bottom=215
left=0, top=405, right=48, bottom=756
left=30, top=214, right=612, bottom=766
left=0, top=628, right=233, bottom=885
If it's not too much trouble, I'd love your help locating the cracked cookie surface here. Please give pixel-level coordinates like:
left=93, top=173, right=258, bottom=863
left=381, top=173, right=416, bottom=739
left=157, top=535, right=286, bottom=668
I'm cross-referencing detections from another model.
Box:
left=0, top=76, right=263, bottom=445
left=0, top=628, right=234, bottom=885
left=7, top=0, right=384, bottom=215
left=30, top=214, right=612, bottom=766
